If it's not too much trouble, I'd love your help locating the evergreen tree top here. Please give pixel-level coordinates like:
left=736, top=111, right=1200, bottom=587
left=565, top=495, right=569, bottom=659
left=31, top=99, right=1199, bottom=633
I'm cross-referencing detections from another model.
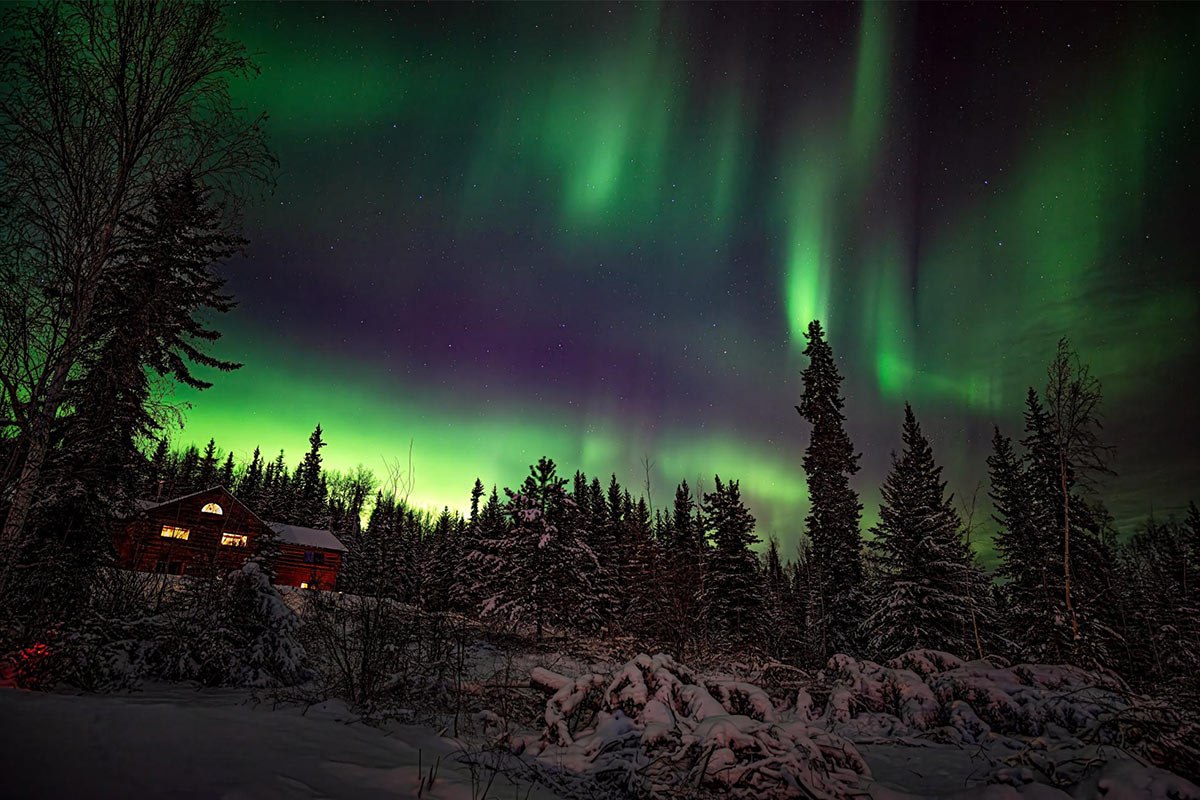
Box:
left=798, top=320, right=849, bottom=422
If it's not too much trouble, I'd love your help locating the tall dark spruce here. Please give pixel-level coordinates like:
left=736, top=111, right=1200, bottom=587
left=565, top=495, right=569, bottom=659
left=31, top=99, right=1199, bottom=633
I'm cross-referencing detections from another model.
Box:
left=796, top=320, right=865, bottom=657
left=987, top=423, right=1052, bottom=656
left=660, top=480, right=705, bottom=653
left=700, top=477, right=762, bottom=645
left=865, top=405, right=992, bottom=659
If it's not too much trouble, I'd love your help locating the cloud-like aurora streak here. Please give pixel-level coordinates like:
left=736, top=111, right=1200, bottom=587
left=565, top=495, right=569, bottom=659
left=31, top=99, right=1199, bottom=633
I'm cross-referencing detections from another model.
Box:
left=171, top=3, right=1200, bottom=551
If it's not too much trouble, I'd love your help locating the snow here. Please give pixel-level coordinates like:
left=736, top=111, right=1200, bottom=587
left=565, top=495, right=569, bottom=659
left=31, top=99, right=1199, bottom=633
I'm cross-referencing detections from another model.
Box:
left=524, top=652, right=871, bottom=798
left=267, top=521, right=347, bottom=552
left=0, top=684, right=563, bottom=800
left=5, top=636, right=1198, bottom=799
left=516, top=651, right=1200, bottom=799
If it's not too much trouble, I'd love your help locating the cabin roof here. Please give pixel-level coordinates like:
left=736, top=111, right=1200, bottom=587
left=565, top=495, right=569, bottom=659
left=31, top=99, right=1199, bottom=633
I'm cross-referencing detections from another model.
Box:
left=137, top=485, right=233, bottom=513
left=136, top=486, right=271, bottom=529
left=267, top=522, right=347, bottom=553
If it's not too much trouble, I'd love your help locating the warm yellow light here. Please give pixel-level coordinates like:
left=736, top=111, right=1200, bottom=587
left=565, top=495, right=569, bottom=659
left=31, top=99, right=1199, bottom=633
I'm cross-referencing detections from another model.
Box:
left=220, top=533, right=248, bottom=547
left=300, top=582, right=310, bottom=590
left=201, top=502, right=224, bottom=515
left=160, top=525, right=190, bottom=540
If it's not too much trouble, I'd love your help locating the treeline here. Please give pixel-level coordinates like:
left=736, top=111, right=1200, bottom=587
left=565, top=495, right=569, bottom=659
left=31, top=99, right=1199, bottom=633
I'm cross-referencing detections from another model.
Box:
left=140, top=323, right=1200, bottom=697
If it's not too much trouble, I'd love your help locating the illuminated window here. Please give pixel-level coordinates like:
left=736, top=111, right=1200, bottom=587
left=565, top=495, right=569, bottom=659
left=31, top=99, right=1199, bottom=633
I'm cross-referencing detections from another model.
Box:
left=220, top=533, right=248, bottom=547
left=201, top=502, right=224, bottom=515
left=160, top=525, right=190, bottom=540
left=300, top=582, right=310, bottom=590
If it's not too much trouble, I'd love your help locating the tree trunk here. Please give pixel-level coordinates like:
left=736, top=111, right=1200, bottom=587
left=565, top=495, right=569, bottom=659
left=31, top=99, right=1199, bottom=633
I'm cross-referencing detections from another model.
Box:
left=0, top=180, right=126, bottom=591
left=1060, top=457, right=1079, bottom=649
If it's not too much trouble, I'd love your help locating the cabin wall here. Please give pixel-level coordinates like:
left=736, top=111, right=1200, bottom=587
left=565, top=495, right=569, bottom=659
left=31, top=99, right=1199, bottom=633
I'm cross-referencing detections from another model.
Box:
left=275, top=545, right=342, bottom=590
left=114, top=488, right=346, bottom=589
left=116, top=488, right=266, bottom=578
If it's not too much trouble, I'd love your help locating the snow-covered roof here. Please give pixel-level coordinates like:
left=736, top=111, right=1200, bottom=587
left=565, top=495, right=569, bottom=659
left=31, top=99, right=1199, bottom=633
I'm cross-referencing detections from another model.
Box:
left=137, top=486, right=234, bottom=514
left=268, top=522, right=346, bottom=552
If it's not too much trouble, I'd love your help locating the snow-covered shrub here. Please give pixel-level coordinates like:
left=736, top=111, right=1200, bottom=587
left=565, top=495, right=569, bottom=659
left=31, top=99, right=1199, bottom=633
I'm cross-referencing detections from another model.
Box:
left=525, top=652, right=870, bottom=799
left=1, top=566, right=163, bottom=691
left=3, top=565, right=307, bottom=690
left=138, top=562, right=306, bottom=687
left=885, top=648, right=967, bottom=679
left=820, top=651, right=1133, bottom=745
left=297, top=590, right=465, bottom=718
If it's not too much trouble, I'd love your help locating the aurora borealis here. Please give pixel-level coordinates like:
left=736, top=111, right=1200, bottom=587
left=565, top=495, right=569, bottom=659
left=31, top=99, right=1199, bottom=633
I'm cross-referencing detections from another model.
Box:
left=175, top=2, right=1200, bottom=553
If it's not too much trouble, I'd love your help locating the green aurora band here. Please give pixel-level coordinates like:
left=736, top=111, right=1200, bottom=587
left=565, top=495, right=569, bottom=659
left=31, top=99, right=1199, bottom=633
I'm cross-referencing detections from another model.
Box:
left=167, top=3, right=1200, bottom=553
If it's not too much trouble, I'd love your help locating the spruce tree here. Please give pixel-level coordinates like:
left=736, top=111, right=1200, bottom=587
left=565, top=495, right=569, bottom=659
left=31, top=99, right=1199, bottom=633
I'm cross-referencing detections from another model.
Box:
left=623, top=496, right=661, bottom=635
left=461, top=486, right=505, bottom=617
left=796, top=320, right=865, bottom=656
left=661, top=480, right=705, bottom=653
left=265, top=450, right=291, bottom=521
left=865, top=405, right=990, bottom=658
left=146, top=438, right=171, bottom=500
left=423, top=508, right=459, bottom=611
left=701, top=476, right=762, bottom=645
left=761, top=537, right=796, bottom=659
left=469, top=478, right=485, bottom=526
left=483, top=458, right=598, bottom=640
left=1119, top=514, right=1200, bottom=686
left=581, top=475, right=621, bottom=632
left=989, top=421, right=1056, bottom=659
left=198, top=439, right=219, bottom=488
left=571, top=471, right=590, bottom=517
left=177, top=445, right=200, bottom=494
left=240, top=447, right=264, bottom=504
left=345, top=491, right=405, bottom=599
left=453, top=480, right=490, bottom=613
left=297, top=425, right=327, bottom=525
left=219, top=451, right=236, bottom=489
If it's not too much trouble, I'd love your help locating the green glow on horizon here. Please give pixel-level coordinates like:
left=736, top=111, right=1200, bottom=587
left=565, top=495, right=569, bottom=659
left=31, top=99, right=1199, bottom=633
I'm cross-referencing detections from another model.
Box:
left=170, top=322, right=812, bottom=537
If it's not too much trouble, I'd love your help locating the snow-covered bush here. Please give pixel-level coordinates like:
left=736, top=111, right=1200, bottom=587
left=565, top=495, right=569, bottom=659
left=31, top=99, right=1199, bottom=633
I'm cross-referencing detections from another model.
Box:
left=146, top=562, right=306, bottom=687
left=523, top=652, right=870, bottom=799
left=819, top=650, right=1131, bottom=745
left=822, top=650, right=1200, bottom=788
left=2, top=564, right=306, bottom=690
left=296, top=590, right=465, bottom=718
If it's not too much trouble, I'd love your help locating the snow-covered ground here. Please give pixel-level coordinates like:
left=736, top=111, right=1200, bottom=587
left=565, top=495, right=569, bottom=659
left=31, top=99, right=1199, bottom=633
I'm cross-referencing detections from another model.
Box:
left=0, top=684, right=562, bottom=800
left=511, top=649, right=1200, bottom=799
left=3, top=646, right=1198, bottom=799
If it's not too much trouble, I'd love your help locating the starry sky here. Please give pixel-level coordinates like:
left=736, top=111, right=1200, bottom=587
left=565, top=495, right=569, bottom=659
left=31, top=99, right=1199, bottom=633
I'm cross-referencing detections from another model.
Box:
left=177, top=2, right=1200, bottom=555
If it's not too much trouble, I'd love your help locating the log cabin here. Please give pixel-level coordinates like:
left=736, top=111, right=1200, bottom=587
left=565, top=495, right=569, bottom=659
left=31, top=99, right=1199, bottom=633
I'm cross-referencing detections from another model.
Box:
left=115, top=486, right=346, bottom=590
left=268, top=522, right=345, bottom=591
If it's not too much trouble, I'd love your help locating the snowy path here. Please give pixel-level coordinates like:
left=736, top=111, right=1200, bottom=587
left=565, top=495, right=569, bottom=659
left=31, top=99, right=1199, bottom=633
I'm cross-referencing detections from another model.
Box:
left=0, top=686, right=560, bottom=800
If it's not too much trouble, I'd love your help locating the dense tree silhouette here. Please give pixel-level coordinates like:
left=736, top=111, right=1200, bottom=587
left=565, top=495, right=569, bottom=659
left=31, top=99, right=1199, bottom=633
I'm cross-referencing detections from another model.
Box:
left=796, top=320, right=865, bottom=657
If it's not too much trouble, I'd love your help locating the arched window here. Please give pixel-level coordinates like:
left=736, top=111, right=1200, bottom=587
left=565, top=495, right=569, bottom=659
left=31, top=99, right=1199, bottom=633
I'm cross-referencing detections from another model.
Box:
left=201, top=502, right=223, bottom=515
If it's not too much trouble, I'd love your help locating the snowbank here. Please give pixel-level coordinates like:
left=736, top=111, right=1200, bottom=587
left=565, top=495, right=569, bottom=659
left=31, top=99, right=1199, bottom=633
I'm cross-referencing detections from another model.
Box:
left=0, top=684, right=563, bottom=800
left=514, top=651, right=1200, bottom=799
left=522, top=652, right=870, bottom=798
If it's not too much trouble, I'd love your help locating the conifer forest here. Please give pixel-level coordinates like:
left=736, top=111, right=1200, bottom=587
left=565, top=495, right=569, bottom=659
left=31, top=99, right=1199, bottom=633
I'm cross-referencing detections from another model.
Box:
left=1, top=2, right=1198, bottom=798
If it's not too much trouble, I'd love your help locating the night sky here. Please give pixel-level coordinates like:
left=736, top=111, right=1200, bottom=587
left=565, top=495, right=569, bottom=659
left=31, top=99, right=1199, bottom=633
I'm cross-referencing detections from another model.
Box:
left=177, top=2, right=1200, bottom=555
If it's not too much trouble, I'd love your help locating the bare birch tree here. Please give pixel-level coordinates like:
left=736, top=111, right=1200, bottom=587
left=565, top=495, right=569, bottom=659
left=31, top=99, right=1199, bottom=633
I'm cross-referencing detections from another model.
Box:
left=0, top=2, right=274, bottom=576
